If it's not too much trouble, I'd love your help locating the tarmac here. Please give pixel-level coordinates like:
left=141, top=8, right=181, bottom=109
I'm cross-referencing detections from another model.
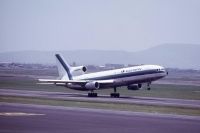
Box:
left=1, top=88, right=200, bottom=132
left=0, top=88, right=200, bottom=108
left=0, top=102, right=200, bottom=133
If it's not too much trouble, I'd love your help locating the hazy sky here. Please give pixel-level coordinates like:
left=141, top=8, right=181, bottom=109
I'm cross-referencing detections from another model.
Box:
left=1, top=0, right=200, bottom=52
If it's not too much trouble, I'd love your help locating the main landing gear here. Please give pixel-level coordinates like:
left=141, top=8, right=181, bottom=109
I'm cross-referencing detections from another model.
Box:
left=88, top=90, right=98, bottom=97
left=147, top=82, right=151, bottom=90
left=110, top=87, right=120, bottom=98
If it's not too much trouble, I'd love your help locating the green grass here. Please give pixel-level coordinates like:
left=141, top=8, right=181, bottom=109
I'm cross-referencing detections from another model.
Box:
left=1, top=95, right=200, bottom=116
left=0, top=77, right=200, bottom=100
left=1, top=77, right=200, bottom=116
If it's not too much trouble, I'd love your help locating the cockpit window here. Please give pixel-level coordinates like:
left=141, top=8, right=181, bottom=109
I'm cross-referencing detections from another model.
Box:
left=157, top=68, right=165, bottom=71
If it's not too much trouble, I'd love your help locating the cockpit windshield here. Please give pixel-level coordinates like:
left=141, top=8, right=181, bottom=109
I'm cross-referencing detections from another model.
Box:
left=157, top=68, right=165, bottom=72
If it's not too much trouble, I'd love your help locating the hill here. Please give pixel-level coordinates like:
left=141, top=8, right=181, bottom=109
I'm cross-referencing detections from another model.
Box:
left=0, top=44, right=199, bottom=69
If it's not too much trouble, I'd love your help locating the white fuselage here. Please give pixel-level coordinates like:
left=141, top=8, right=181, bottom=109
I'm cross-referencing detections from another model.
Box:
left=68, top=65, right=167, bottom=90
left=39, top=54, right=168, bottom=93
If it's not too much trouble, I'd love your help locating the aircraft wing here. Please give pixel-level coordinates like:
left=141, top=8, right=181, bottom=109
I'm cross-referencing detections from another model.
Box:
left=38, top=79, right=114, bottom=85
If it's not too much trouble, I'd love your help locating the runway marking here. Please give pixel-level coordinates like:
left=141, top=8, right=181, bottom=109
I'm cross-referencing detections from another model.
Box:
left=0, top=112, right=45, bottom=116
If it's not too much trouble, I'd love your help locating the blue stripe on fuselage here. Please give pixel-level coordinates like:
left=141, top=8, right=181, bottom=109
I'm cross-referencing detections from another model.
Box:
left=55, top=54, right=72, bottom=80
left=84, top=69, right=165, bottom=80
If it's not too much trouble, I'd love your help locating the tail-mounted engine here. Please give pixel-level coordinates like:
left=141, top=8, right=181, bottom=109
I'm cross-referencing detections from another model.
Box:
left=71, top=66, right=87, bottom=73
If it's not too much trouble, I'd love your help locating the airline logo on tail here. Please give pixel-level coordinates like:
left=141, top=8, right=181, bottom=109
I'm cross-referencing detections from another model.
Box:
left=55, top=54, right=73, bottom=80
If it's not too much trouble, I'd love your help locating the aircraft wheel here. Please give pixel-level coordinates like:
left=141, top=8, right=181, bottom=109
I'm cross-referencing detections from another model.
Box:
left=110, top=93, right=120, bottom=98
left=94, top=93, right=97, bottom=97
left=115, top=93, right=120, bottom=98
left=88, top=93, right=98, bottom=97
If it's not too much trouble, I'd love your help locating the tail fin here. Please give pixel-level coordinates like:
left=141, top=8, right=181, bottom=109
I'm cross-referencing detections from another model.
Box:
left=55, top=54, right=73, bottom=80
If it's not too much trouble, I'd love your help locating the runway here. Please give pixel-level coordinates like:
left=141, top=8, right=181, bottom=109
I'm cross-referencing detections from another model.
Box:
left=0, top=88, right=200, bottom=108
left=0, top=102, right=200, bottom=133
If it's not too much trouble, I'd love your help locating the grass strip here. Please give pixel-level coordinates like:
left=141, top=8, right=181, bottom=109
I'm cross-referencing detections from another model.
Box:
left=1, top=77, right=200, bottom=100
left=0, top=95, right=200, bottom=116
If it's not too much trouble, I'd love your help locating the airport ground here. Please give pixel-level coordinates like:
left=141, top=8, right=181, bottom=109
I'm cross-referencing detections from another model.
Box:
left=1, top=102, right=200, bottom=133
left=0, top=65, right=200, bottom=132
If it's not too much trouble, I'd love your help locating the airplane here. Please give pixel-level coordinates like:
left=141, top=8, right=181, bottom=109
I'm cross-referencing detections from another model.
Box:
left=39, top=54, right=168, bottom=97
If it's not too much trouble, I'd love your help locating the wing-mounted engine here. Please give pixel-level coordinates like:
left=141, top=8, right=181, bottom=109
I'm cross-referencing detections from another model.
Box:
left=127, top=84, right=142, bottom=90
left=70, top=66, right=87, bottom=73
left=85, top=81, right=100, bottom=90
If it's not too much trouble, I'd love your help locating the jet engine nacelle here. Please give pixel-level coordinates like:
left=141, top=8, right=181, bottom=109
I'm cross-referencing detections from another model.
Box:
left=127, top=84, right=142, bottom=90
left=71, top=66, right=87, bottom=73
left=85, top=82, right=99, bottom=90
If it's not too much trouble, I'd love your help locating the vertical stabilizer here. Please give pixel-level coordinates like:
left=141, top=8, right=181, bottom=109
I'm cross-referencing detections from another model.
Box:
left=55, top=54, right=73, bottom=80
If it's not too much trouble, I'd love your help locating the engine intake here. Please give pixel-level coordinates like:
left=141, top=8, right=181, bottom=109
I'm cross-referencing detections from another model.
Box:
left=85, top=82, right=99, bottom=90
left=71, top=66, right=87, bottom=73
left=82, top=66, right=87, bottom=72
left=127, top=84, right=142, bottom=90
